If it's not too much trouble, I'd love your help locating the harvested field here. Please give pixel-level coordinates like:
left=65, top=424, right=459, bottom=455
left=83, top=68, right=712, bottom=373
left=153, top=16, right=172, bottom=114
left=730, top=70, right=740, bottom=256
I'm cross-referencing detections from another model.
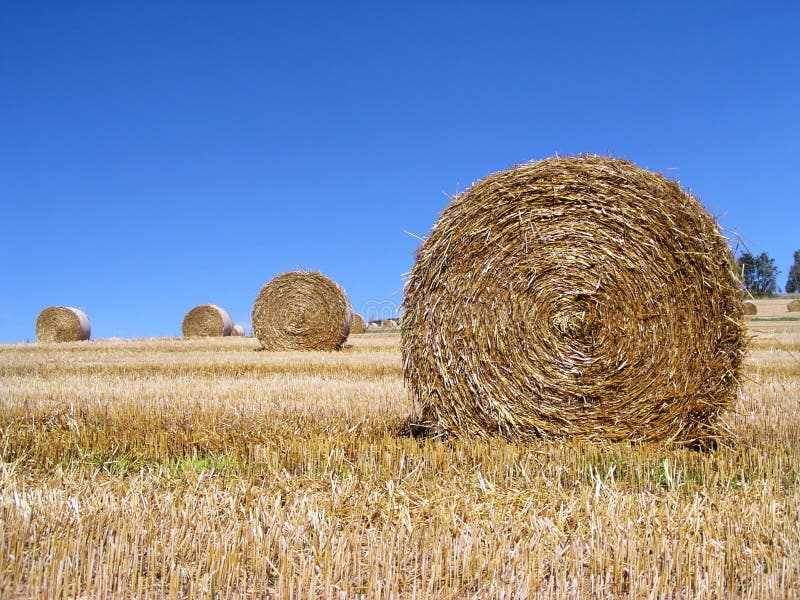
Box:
left=0, top=302, right=798, bottom=598
left=746, top=297, right=800, bottom=333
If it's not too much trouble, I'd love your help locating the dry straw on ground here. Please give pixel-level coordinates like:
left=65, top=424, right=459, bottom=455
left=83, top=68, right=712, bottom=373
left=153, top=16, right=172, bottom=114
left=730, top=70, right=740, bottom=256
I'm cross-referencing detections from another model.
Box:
left=788, top=299, right=800, bottom=312
left=743, top=300, right=758, bottom=316
left=252, top=271, right=352, bottom=351
left=402, top=155, right=747, bottom=446
left=181, top=304, right=233, bottom=337
left=35, top=306, right=91, bottom=342
left=350, top=313, right=366, bottom=334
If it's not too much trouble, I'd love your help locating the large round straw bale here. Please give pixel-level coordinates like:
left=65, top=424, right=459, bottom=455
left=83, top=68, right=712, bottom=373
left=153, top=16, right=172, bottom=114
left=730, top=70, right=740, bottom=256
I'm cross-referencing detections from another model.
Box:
left=402, top=156, right=747, bottom=445
left=743, top=300, right=758, bottom=316
left=252, top=271, right=352, bottom=350
left=230, top=324, right=246, bottom=336
left=182, top=304, right=233, bottom=337
left=36, top=306, right=91, bottom=342
left=788, top=299, right=800, bottom=312
left=350, top=313, right=366, bottom=334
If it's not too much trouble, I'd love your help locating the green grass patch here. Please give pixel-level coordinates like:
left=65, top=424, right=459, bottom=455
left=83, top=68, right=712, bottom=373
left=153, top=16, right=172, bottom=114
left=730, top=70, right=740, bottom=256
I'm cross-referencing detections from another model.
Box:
left=751, top=316, right=800, bottom=321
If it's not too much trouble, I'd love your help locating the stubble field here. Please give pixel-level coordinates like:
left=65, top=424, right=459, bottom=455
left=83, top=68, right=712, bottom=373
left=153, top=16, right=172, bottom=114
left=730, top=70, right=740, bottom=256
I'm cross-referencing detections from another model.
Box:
left=1, top=299, right=799, bottom=598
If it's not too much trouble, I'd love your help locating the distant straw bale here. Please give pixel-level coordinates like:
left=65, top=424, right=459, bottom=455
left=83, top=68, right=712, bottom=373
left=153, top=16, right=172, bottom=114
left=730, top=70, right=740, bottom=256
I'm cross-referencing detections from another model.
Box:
left=36, top=306, right=91, bottom=342
left=230, top=324, right=246, bottom=336
left=743, top=300, right=758, bottom=316
left=788, top=299, right=800, bottom=312
left=251, top=271, right=352, bottom=351
left=402, top=155, right=747, bottom=446
left=350, top=313, right=366, bottom=334
left=182, top=304, right=233, bottom=337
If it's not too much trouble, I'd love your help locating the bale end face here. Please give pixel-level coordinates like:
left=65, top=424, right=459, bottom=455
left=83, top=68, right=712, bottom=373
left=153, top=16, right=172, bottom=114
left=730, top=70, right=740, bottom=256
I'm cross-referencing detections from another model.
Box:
left=36, top=306, right=91, bottom=342
left=788, top=299, right=800, bottom=312
left=251, top=271, right=352, bottom=351
left=349, top=313, right=366, bottom=335
left=402, top=155, right=747, bottom=446
left=182, top=304, right=233, bottom=337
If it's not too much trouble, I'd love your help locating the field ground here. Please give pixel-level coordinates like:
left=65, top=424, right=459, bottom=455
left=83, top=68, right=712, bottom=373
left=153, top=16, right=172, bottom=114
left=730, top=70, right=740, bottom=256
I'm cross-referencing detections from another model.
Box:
left=745, top=297, right=800, bottom=333
left=1, top=299, right=799, bottom=598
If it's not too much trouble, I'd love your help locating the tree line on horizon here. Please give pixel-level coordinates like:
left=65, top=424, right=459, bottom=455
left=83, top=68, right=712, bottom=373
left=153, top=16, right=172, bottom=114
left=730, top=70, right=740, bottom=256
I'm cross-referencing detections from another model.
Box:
left=736, top=249, right=800, bottom=297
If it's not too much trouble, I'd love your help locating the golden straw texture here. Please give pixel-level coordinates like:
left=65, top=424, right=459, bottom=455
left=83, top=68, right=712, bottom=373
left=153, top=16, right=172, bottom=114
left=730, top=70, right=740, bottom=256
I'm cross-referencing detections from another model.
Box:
left=181, top=304, right=233, bottom=337
left=788, top=299, right=800, bottom=312
left=743, top=300, right=758, bottom=316
left=350, top=313, right=366, bottom=334
left=35, top=306, right=91, bottom=342
left=402, top=156, right=747, bottom=446
left=252, top=271, right=352, bottom=351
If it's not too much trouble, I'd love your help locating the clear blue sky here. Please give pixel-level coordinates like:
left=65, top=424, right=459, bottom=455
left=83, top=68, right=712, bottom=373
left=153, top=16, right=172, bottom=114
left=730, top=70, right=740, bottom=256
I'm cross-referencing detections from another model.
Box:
left=1, top=2, right=798, bottom=342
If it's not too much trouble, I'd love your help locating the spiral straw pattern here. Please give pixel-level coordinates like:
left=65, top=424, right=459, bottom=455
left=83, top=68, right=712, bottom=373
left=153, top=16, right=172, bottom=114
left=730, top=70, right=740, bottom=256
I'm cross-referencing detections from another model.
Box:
left=402, top=156, right=747, bottom=445
left=36, top=306, right=91, bottom=342
left=182, top=304, right=233, bottom=337
left=252, top=271, right=352, bottom=351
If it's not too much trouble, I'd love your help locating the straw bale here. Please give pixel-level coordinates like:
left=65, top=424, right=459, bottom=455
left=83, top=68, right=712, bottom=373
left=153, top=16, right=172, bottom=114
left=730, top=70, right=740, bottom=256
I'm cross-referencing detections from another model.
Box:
left=402, top=155, right=747, bottom=446
left=182, top=304, right=233, bottom=337
left=231, top=324, right=246, bottom=336
left=743, top=300, right=758, bottom=316
left=35, top=306, right=91, bottom=342
left=252, top=271, right=352, bottom=351
left=788, top=299, right=800, bottom=312
left=350, top=313, right=366, bottom=334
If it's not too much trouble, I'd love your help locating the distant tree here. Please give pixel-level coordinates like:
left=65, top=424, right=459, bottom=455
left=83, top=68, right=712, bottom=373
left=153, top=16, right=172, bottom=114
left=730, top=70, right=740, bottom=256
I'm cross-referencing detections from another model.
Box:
left=737, top=251, right=779, bottom=297
left=787, top=250, right=800, bottom=294
left=737, top=252, right=756, bottom=293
